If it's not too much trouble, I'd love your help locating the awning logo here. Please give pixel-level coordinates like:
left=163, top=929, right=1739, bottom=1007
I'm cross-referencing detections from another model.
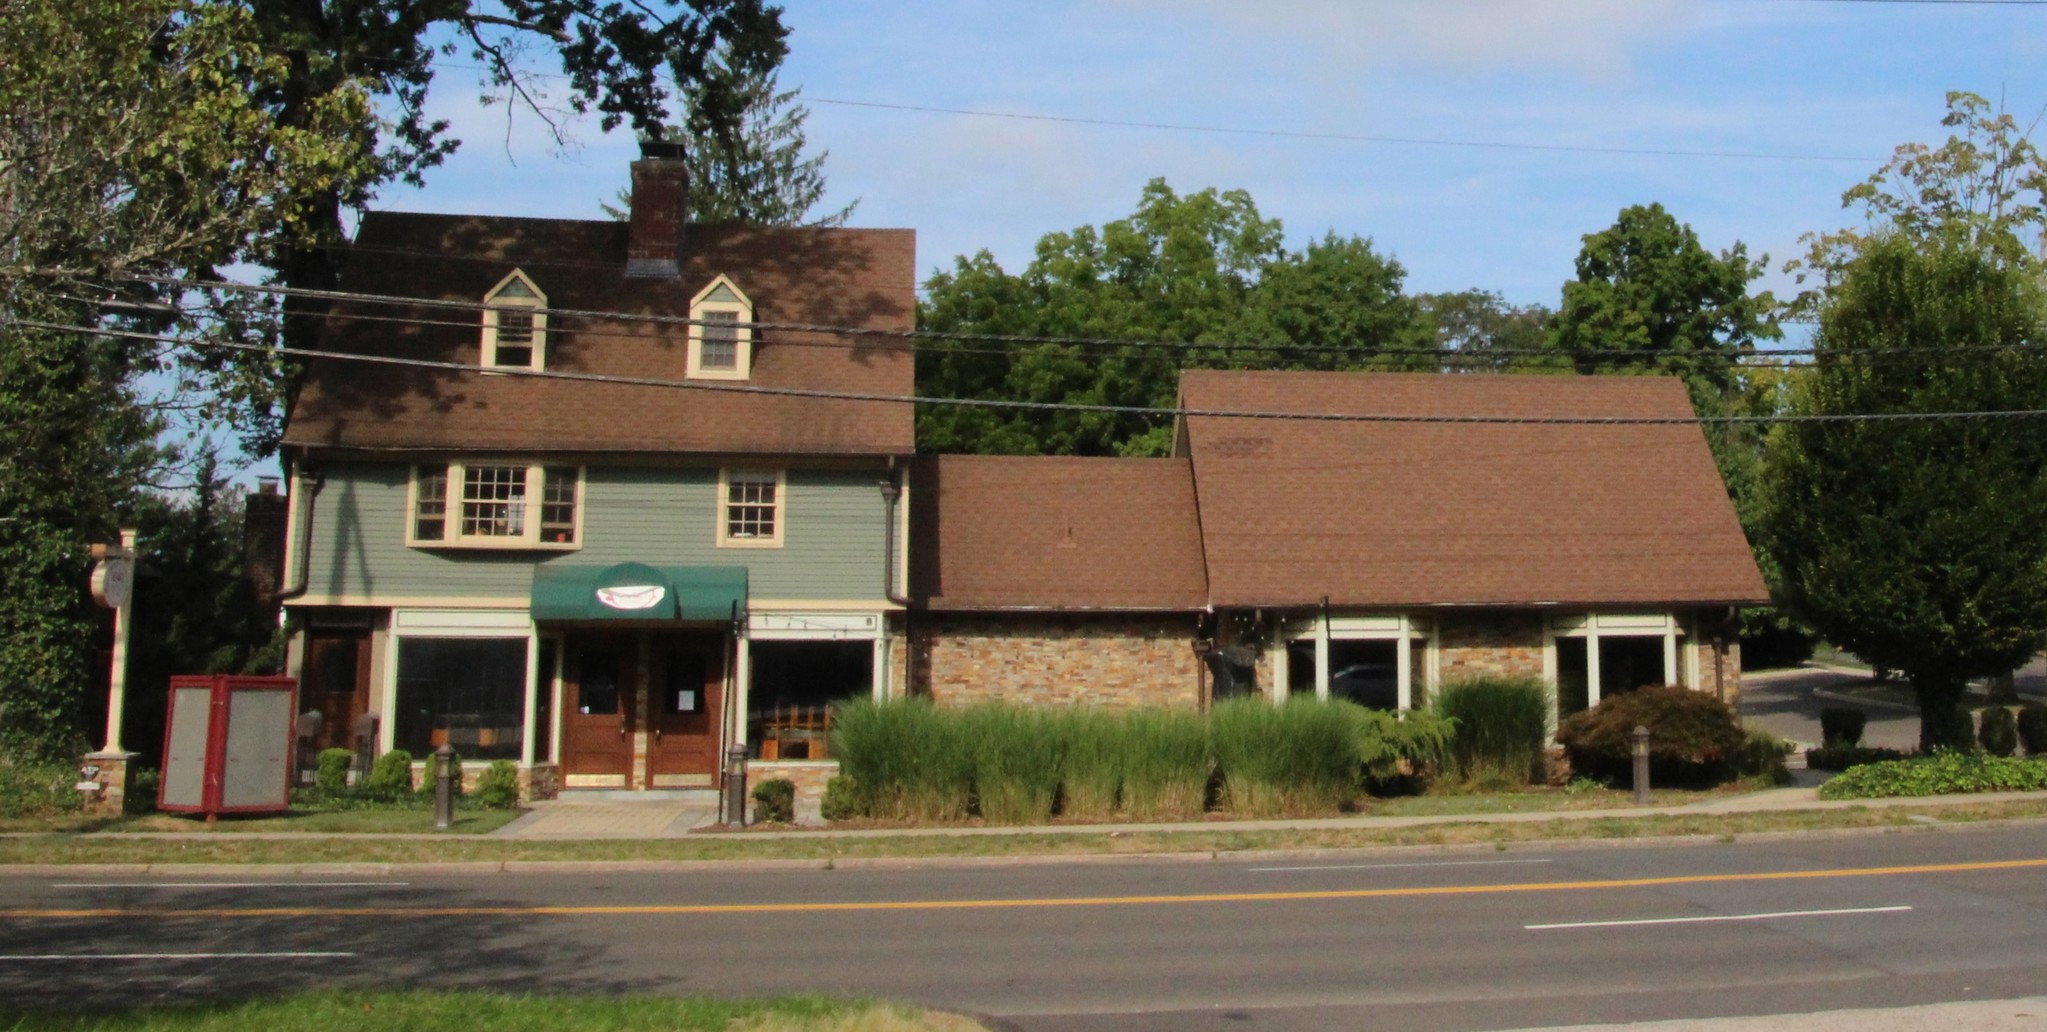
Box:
left=595, top=585, right=667, bottom=611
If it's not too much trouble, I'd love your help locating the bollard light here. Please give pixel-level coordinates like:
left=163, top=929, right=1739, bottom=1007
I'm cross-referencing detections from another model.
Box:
left=434, top=743, right=457, bottom=830
left=723, top=744, right=748, bottom=827
left=1631, top=725, right=1652, bottom=805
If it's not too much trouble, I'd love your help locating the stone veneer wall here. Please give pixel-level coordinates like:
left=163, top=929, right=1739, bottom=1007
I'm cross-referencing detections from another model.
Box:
left=913, top=614, right=1202, bottom=709
left=1436, top=611, right=1547, bottom=683
left=748, top=760, right=836, bottom=824
left=520, top=761, right=561, bottom=802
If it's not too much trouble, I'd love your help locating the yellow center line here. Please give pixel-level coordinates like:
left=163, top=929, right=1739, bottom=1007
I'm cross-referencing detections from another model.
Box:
left=9, top=857, right=2046, bottom=920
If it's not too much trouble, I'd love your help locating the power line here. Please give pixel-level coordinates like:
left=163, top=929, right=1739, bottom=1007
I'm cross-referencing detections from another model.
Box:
left=806, top=98, right=1883, bottom=165
left=100, top=272, right=2044, bottom=364
left=17, top=316, right=2047, bottom=428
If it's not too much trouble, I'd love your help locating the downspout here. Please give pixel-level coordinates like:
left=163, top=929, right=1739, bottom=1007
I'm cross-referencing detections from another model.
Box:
left=879, top=462, right=914, bottom=695
left=276, top=455, right=321, bottom=604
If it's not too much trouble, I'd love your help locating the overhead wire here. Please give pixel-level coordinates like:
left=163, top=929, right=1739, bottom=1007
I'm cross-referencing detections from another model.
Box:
left=16, top=316, right=2047, bottom=428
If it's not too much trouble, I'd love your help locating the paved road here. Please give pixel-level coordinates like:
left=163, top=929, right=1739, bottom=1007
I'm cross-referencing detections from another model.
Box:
left=6, top=825, right=2047, bottom=1030
left=1741, top=668, right=1922, bottom=751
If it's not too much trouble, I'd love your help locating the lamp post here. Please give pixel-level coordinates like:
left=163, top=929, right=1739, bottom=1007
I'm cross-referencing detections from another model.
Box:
left=83, top=531, right=139, bottom=813
left=1631, top=725, right=1652, bottom=805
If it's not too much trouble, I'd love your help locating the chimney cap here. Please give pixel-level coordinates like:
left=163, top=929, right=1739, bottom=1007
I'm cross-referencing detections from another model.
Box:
left=639, top=139, right=687, bottom=162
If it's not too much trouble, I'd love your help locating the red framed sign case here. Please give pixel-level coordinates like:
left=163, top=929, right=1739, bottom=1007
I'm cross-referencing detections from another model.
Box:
left=158, top=675, right=299, bottom=816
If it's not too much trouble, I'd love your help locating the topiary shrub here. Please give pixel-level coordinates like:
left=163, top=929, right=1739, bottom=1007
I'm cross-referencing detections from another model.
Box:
left=1818, top=707, right=1867, bottom=748
left=471, top=760, right=520, bottom=809
left=2021, top=705, right=2047, bottom=757
left=1979, top=706, right=2020, bottom=758
left=1431, top=674, right=1550, bottom=788
left=751, top=777, right=796, bottom=824
left=1553, top=686, right=1746, bottom=788
left=315, top=748, right=353, bottom=794
left=363, top=749, right=415, bottom=799
left=819, top=776, right=858, bottom=822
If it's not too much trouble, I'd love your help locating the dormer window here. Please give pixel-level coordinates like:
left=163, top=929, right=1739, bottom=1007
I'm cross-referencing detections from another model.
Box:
left=688, top=276, right=752, bottom=380
left=482, top=270, right=547, bottom=369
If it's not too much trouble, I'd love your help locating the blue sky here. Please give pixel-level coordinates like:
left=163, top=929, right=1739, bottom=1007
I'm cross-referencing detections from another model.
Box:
left=376, top=1, right=2047, bottom=311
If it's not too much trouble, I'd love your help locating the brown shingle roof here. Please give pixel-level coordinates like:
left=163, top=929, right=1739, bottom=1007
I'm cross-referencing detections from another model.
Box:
left=1179, top=370, right=1770, bottom=608
left=910, top=456, right=1209, bottom=611
left=283, top=211, right=915, bottom=456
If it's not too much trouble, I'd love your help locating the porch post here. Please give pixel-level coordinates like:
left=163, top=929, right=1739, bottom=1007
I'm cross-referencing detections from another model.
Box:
left=1395, top=615, right=1413, bottom=711
left=869, top=635, right=887, bottom=702
left=1663, top=620, right=1680, bottom=689
left=1586, top=629, right=1603, bottom=709
left=1314, top=612, right=1331, bottom=701
left=732, top=634, right=752, bottom=750
left=520, top=622, right=540, bottom=767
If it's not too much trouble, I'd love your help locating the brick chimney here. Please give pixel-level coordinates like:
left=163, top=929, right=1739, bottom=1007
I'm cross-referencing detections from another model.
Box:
left=625, top=139, right=688, bottom=278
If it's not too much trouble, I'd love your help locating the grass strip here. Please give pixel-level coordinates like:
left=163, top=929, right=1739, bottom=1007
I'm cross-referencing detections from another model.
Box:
left=0, top=990, right=986, bottom=1031
left=6, top=800, right=2047, bottom=867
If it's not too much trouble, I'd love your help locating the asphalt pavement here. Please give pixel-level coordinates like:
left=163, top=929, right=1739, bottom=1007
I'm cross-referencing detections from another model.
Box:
left=7, top=823, right=2047, bottom=1030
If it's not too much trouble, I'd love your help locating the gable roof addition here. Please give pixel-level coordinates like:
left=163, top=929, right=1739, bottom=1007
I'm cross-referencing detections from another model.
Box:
left=1178, top=370, right=1770, bottom=609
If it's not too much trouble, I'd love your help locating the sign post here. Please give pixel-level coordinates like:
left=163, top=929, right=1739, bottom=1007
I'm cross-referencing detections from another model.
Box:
left=83, top=530, right=139, bottom=813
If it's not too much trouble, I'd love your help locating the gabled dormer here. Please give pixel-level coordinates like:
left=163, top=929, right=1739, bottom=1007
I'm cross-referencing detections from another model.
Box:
left=687, top=275, right=753, bottom=380
left=481, top=269, right=546, bottom=370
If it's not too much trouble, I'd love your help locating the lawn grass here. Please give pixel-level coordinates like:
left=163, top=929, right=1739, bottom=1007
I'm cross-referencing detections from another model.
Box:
left=0, top=991, right=986, bottom=1031
left=0, top=806, right=523, bottom=836
left=8, top=798, right=2047, bottom=867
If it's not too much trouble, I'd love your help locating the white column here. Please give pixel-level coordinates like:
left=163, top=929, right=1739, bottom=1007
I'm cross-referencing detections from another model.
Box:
left=520, top=625, right=540, bottom=767
left=1664, top=624, right=1680, bottom=689
left=733, top=635, right=752, bottom=749
left=1585, top=632, right=1603, bottom=709
left=1314, top=613, right=1332, bottom=701
left=1270, top=641, right=1289, bottom=703
left=1395, top=617, right=1414, bottom=711
left=548, top=642, right=564, bottom=765
left=870, top=635, right=887, bottom=702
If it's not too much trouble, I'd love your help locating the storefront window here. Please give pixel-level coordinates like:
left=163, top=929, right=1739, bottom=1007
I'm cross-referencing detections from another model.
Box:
left=394, top=637, right=527, bottom=761
left=749, top=641, right=871, bottom=759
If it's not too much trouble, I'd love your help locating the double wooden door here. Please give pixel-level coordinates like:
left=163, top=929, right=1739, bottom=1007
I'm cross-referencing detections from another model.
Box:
left=561, top=632, right=724, bottom=788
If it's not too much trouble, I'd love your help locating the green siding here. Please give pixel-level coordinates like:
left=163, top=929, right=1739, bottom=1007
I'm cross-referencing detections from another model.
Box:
left=303, top=463, right=890, bottom=603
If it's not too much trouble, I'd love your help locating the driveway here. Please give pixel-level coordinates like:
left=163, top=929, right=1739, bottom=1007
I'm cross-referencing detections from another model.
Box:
left=1739, top=667, right=1920, bottom=750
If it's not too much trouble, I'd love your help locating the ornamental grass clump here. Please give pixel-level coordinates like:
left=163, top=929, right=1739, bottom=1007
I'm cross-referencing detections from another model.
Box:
left=1209, top=697, right=1361, bottom=817
left=1118, top=707, right=1211, bottom=821
left=1431, top=675, right=1550, bottom=788
left=830, top=699, right=972, bottom=821
left=961, top=705, right=1065, bottom=824
left=1055, top=709, right=1124, bottom=821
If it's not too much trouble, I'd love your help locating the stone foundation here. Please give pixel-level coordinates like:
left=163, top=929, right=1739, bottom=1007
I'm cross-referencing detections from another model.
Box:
left=914, top=614, right=1202, bottom=709
left=520, top=762, right=561, bottom=802
left=748, top=760, right=837, bottom=824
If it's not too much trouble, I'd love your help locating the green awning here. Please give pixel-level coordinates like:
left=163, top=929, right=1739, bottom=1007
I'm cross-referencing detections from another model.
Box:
left=531, top=563, right=747, bottom=623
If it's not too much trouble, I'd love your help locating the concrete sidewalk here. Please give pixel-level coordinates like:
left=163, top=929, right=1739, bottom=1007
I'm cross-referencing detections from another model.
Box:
left=1515, top=996, right=2047, bottom=1031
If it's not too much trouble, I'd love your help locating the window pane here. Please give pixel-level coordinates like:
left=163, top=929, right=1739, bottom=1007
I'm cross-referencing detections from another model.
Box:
left=540, top=467, right=578, bottom=544
left=700, top=311, right=739, bottom=369
left=414, top=467, right=447, bottom=541
left=1556, top=637, right=1590, bottom=719
left=394, top=637, right=527, bottom=761
left=1286, top=639, right=1317, bottom=697
left=494, top=309, right=534, bottom=345
left=1328, top=639, right=1399, bottom=710
left=534, top=638, right=558, bottom=763
left=462, top=465, right=527, bottom=537
left=1599, top=636, right=1666, bottom=697
left=725, top=472, right=777, bottom=539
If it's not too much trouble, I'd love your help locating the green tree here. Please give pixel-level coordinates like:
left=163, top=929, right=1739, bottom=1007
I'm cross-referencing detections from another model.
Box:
left=1762, top=231, right=2047, bottom=751
left=606, top=44, right=853, bottom=226
left=1, top=0, right=370, bottom=761
left=1793, top=91, right=2047, bottom=298
left=1415, top=290, right=1552, bottom=372
left=917, top=179, right=1430, bottom=456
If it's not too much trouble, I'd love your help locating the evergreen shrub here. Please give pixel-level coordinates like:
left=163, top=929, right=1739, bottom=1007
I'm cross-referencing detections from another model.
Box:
left=315, top=748, right=353, bottom=794
left=1818, top=707, right=1867, bottom=748
left=819, top=776, right=857, bottom=822
left=363, top=749, right=414, bottom=799
left=472, top=760, right=520, bottom=809
left=2019, top=704, right=2047, bottom=756
left=1979, top=706, right=2020, bottom=758
left=750, top=777, right=796, bottom=824
left=1805, top=744, right=1910, bottom=771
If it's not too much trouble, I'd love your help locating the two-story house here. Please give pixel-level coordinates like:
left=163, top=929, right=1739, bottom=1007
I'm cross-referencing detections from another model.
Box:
left=277, top=142, right=915, bottom=797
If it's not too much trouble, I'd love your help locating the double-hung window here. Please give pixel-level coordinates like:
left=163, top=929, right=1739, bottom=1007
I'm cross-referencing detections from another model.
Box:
left=717, top=469, right=783, bottom=547
left=687, top=276, right=752, bottom=380
left=481, top=270, right=547, bottom=370
left=410, top=462, right=581, bottom=548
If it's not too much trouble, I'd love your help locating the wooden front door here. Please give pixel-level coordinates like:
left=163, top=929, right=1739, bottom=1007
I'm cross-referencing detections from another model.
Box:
left=647, top=640, right=723, bottom=787
left=562, top=639, right=633, bottom=781
left=301, top=630, right=370, bottom=752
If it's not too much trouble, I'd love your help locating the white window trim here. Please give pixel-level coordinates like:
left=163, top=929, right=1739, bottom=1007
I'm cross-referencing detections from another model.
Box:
left=1276, top=613, right=1430, bottom=710
left=687, top=275, right=753, bottom=380
left=406, top=461, right=585, bottom=551
left=480, top=269, right=548, bottom=370
left=1544, top=612, right=1689, bottom=715
left=716, top=468, right=785, bottom=549
left=379, top=608, right=536, bottom=756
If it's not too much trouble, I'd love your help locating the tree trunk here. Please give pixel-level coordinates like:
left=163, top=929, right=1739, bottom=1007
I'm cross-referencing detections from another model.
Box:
left=1986, top=671, right=2018, bottom=705
left=1913, top=677, right=1975, bottom=753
